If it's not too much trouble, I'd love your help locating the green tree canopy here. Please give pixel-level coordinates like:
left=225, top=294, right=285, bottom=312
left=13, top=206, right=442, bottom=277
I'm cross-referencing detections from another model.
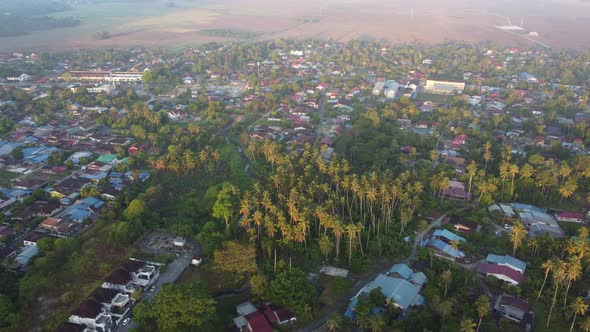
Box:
left=270, top=268, right=316, bottom=316
left=149, top=281, right=217, bottom=331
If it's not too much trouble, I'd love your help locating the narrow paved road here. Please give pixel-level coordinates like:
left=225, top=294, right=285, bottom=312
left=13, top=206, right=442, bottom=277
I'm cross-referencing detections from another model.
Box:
left=299, top=213, right=448, bottom=332
left=115, top=254, right=192, bottom=332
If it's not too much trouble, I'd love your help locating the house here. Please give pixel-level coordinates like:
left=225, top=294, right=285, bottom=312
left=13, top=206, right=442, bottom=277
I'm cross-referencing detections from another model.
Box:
left=423, top=238, right=466, bottom=261
left=513, top=203, right=564, bottom=238
left=244, top=311, right=273, bottom=332
left=67, top=298, right=114, bottom=332
left=432, top=229, right=466, bottom=243
left=488, top=204, right=516, bottom=218
left=261, top=303, right=296, bottom=326
left=14, top=245, right=39, bottom=267
left=88, top=287, right=133, bottom=320
left=485, top=254, right=526, bottom=275
left=442, top=156, right=466, bottom=174
left=555, top=211, right=585, bottom=223
left=441, top=180, right=471, bottom=200
left=346, top=263, right=427, bottom=317
left=56, top=321, right=91, bottom=332
left=23, top=231, right=56, bottom=246
left=102, top=259, right=159, bottom=293
left=39, top=217, right=62, bottom=233
left=477, top=263, right=524, bottom=285
left=494, top=294, right=532, bottom=324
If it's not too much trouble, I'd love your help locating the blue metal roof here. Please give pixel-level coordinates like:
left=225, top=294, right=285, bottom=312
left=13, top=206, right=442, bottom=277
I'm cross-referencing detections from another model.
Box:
left=388, top=264, right=413, bottom=279
left=486, top=254, right=527, bottom=272
left=364, top=274, right=423, bottom=310
left=410, top=272, right=427, bottom=287
left=425, top=238, right=465, bottom=259
left=432, top=229, right=466, bottom=242
left=344, top=298, right=358, bottom=319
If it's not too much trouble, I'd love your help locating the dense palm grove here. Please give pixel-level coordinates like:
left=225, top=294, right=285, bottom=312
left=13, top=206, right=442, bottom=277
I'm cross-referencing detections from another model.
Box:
left=1, top=39, right=590, bottom=332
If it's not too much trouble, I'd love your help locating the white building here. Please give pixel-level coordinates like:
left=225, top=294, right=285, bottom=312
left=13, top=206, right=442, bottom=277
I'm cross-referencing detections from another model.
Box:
left=372, top=81, right=385, bottom=96
left=87, top=84, right=116, bottom=94
left=6, top=73, right=31, bottom=82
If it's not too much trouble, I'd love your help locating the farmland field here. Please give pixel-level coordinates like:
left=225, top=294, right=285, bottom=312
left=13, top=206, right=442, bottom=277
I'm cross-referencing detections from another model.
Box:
left=1, top=0, right=590, bottom=51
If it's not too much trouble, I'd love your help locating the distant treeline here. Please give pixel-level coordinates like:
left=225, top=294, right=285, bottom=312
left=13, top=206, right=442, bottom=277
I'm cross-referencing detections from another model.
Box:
left=199, top=29, right=260, bottom=39
left=0, top=15, right=80, bottom=37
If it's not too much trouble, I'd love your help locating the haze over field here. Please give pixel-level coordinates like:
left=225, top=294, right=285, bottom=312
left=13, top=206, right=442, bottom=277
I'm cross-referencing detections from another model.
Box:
left=1, top=0, right=590, bottom=50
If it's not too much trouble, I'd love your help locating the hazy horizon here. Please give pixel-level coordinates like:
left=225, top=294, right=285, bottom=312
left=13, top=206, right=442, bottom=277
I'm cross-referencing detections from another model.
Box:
left=1, top=0, right=590, bottom=51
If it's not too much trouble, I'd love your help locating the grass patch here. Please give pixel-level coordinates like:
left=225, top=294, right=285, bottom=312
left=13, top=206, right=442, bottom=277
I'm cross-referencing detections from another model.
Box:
left=178, top=264, right=245, bottom=295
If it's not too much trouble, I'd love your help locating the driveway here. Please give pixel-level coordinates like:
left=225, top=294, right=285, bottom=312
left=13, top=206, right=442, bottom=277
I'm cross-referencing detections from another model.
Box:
left=115, top=253, right=192, bottom=332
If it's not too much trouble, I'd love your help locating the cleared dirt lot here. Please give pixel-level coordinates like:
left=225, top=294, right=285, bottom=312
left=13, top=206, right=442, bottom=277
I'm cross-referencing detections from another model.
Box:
left=1, top=0, right=589, bottom=50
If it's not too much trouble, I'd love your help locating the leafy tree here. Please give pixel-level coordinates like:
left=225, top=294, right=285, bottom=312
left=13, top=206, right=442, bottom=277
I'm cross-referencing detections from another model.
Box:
left=211, top=183, right=240, bottom=228
left=10, top=147, right=23, bottom=160
left=213, top=240, right=257, bottom=275
left=250, top=274, right=270, bottom=300
left=80, top=186, right=101, bottom=198
left=270, top=268, right=315, bottom=316
left=124, top=198, right=147, bottom=221
left=149, top=282, right=216, bottom=331
left=0, top=294, right=19, bottom=329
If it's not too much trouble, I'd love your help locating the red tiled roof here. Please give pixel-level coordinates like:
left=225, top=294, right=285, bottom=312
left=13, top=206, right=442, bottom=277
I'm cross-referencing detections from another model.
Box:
left=245, top=311, right=272, bottom=332
left=557, top=211, right=584, bottom=220
left=477, top=263, right=524, bottom=284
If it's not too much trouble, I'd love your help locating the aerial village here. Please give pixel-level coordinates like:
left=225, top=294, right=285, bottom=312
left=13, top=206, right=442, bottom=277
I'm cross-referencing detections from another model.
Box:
left=1, top=40, right=590, bottom=332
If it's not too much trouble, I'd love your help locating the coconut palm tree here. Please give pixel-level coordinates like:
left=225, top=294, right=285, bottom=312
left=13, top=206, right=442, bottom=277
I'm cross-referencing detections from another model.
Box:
left=460, top=318, right=476, bottom=332
left=318, top=235, right=334, bottom=261
left=537, top=259, right=554, bottom=299
left=368, top=314, right=386, bottom=332
left=570, top=297, right=588, bottom=332
left=483, top=142, right=492, bottom=171
left=475, top=295, right=490, bottom=332
left=547, top=260, right=567, bottom=327
left=559, top=179, right=578, bottom=202
left=466, top=161, right=478, bottom=198
left=528, top=237, right=540, bottom=256
left=579, top=317, right=590, bottom=332
left=450, top=240, right=461, bottom=251
left=509, top=221, right=527, bottom=256
left=509, top=163, right=519, bottom=198
left=441, top=269, right=452, bottom=298
left=326, top=313, right=342, bottom=332
left=563, top=257, right=582, bottom=308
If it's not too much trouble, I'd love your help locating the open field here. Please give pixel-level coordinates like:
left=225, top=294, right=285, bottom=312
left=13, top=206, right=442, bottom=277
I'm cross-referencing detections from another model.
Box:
left=1, top=0, right=590, bottom=50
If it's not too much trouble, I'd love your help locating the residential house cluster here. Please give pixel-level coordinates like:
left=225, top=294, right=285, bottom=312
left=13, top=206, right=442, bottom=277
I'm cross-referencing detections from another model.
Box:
left=56, top=259, right=160, bottom=332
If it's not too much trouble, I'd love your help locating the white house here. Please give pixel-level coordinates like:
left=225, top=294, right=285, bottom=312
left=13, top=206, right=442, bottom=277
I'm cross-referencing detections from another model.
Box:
left=68, top=299, right=114, bottom=332
left=6, top=73, right=31, bottom=82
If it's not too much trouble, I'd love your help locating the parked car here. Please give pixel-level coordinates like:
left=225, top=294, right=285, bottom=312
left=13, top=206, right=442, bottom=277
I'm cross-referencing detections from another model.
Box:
left=122, top=318, right=130, bottom=326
